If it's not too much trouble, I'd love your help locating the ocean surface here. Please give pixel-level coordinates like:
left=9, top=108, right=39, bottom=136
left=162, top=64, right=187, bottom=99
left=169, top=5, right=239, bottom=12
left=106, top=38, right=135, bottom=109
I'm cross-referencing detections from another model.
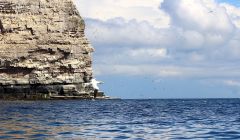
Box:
left=0, top=99, right=240, bottom=139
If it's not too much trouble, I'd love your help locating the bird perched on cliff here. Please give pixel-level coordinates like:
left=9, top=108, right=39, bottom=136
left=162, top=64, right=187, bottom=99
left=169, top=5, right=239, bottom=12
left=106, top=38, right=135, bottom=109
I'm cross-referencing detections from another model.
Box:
left=83, top=78, right=103, bottom=98
left=91, top=78, right=103, bottom=90
left=90, top=78, right=103, bottom=98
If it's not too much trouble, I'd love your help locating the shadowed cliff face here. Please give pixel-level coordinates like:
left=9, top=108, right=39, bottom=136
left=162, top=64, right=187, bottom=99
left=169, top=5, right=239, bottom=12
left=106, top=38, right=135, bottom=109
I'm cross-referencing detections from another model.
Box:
left=0, top=0, right=99, bottom=99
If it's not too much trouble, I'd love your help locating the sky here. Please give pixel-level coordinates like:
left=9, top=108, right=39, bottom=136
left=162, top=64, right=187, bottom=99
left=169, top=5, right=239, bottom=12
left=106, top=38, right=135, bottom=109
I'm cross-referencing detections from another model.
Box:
left=75, top=0, right=240, bottom=99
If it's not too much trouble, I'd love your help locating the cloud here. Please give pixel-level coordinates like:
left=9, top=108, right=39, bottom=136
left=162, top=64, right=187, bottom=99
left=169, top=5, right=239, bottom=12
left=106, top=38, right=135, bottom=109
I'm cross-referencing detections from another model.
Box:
left=161, top=0, right=235, bottom=33
left=220, top=3, right=240, bottom=28
left=84, top=18, right=173, bottom=47
left=94, top=64, right=182, bottom=77
left=94, top=64, right=240, bottom=78
left=223, top=80, right=240, bottom=87
left=161, top=0, right=237, bottom=50
left=128, top=48, right=168, bottom=58
left=76, top=0, right=170, bottom=28
left=76, top=0, right=240, bottom=80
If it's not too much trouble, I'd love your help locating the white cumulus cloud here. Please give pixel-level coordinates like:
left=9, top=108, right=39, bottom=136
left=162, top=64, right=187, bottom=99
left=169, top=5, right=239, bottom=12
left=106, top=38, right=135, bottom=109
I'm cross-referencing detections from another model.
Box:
left=76, top=0, right=170, bottom=28
left=161, top=0, right=235, bottom=33
left=76, top=0, right=240, bottom=80
left=220, top=3, right=240, bottom=28
left=129, top=48, right=167, bottom=58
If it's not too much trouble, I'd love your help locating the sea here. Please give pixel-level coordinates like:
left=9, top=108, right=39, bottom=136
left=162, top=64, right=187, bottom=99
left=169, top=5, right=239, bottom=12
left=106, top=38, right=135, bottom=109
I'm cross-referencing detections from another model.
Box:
left=0, top=99, right=240, bottom=139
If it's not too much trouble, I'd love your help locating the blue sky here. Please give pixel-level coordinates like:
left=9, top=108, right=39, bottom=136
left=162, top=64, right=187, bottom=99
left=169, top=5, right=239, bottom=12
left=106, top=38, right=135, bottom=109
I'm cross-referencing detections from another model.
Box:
left=217, top=0, right=240, bottom=7
left=76, top=0, right=240, bottom=99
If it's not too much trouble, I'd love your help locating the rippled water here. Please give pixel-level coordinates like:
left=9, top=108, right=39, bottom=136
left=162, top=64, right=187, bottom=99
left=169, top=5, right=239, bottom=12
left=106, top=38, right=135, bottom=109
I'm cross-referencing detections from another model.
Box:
left=0, top=99, right=240, bottom=139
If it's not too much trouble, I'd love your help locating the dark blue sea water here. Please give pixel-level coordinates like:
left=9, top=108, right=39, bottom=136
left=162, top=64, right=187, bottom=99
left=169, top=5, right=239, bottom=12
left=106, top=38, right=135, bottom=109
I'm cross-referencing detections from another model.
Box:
left=0, top=99, right=240, bottom=139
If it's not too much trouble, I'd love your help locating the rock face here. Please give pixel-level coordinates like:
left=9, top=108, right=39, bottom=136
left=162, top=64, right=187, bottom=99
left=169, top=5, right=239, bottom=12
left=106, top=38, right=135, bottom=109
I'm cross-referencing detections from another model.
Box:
left=0, top=0, right=100, bottom=99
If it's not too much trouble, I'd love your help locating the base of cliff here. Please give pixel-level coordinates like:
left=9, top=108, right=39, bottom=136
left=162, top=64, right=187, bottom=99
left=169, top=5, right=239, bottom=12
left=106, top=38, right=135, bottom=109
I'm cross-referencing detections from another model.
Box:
left=0, top=84, right=107, bottom=100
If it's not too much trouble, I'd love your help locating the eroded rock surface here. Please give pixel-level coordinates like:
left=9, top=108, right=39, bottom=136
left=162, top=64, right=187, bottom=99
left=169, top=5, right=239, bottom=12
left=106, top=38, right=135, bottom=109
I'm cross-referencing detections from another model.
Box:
left=0, top=0, right=100, bottom=99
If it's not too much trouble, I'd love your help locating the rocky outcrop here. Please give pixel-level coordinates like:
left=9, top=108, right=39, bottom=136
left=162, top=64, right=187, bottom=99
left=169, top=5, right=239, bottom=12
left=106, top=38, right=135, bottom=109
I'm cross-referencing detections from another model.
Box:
left=0, top=0, right=103, bottom=99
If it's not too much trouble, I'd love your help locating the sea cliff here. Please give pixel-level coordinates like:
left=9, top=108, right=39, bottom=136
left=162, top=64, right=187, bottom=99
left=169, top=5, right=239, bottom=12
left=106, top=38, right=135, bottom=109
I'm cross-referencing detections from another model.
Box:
left=0, top=0, right=104, bottom=99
